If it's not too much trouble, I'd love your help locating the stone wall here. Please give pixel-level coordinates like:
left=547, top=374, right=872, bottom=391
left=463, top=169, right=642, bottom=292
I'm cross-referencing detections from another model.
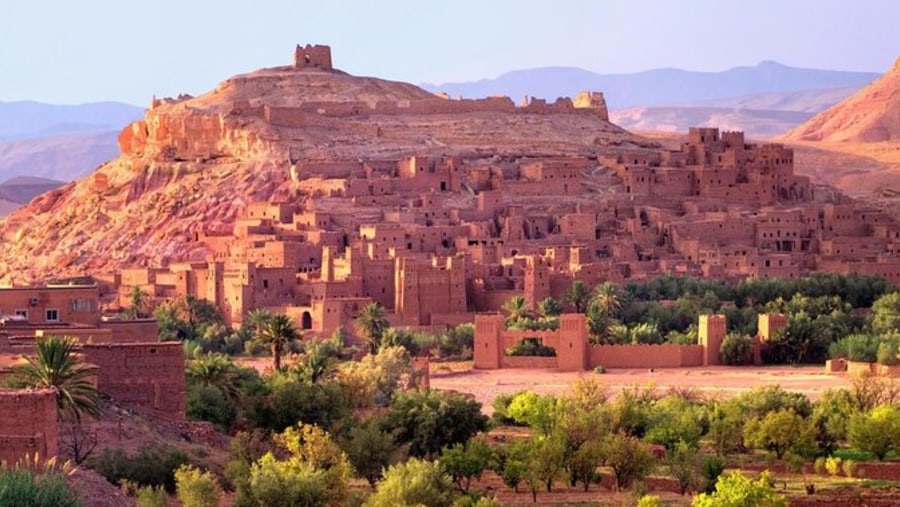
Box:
left=589, top=344, right=704, bottom=369
left=0, top=388, right=57, bottom=463
left=81, top=342, right=184, bottom=419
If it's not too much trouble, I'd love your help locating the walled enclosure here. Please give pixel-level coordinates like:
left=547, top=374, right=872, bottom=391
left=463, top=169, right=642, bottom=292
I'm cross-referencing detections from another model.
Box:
left=474, top=313, right=746, bottom=371
left=0, top=389, right=58, bottom=464
left=81, top=342, right=185, bottom=419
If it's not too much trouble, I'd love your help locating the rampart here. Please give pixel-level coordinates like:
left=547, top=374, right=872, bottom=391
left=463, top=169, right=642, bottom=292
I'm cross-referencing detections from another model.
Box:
left=0, top=389, right=58, bottom=464
left=81, top=342, right=185, bottom=419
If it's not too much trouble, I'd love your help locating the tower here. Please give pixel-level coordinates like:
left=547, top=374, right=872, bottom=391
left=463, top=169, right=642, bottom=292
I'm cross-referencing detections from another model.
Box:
left=698, top=314, right=727, bottom=366
left=293, top=44, right=333, bottom=70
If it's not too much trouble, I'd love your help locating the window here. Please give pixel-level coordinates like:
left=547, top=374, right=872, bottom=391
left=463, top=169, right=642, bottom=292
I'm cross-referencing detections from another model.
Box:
left=46, top=309, right=59, bottom=322
left=14, top=309, right=28, bottom=319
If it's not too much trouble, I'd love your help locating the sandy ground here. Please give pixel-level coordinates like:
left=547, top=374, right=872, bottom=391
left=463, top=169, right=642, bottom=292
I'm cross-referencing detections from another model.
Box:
left=430, top=365, right=850, bottom=412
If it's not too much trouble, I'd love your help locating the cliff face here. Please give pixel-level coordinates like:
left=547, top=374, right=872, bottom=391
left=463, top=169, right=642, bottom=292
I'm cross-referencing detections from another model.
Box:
left=785, top=58, right=900, bottom=143
left=0, top=63, right=643, bottom=282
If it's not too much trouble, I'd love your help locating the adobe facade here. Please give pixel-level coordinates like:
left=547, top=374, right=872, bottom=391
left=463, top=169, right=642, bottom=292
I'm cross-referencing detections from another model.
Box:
left=0, top=388, right=57, bottom=464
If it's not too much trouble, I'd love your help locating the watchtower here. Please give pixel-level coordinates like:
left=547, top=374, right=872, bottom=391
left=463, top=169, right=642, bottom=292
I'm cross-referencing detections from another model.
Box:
left=293, top=44, right=333, bottom=70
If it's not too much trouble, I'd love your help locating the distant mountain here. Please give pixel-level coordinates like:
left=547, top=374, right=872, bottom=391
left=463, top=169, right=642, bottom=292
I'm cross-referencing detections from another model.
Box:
left=681, top=86, right=864, bottom=113
left=0, top=130, right=121, bottom=182
left=785, top=58, right=900, bottom=142
left=611, top=107, right=815, bottom=139
left=0, top=101, right=143, bottom=140
left=422, top=61, right=879, bottom=109
left=0, top=176, right=66, bottom=216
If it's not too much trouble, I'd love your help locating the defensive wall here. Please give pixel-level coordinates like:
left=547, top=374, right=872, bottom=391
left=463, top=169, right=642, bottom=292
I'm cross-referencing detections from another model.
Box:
left=0, top=389, right=58, bottom=464
left=474, top=313, right=774, bottom=371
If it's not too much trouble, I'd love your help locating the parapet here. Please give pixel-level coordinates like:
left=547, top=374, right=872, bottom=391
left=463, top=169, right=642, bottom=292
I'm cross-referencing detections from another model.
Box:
left=294, top=44, right=333, bottom=70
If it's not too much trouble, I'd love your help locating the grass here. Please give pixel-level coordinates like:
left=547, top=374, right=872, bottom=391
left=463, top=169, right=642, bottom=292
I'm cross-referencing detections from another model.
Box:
left=833, top=448, right=899, bottom=461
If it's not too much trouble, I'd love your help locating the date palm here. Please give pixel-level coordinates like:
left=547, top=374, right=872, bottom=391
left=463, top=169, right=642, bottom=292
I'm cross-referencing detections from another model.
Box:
left=565, top=281, right=591, bottom=313
left=502, top=295, right=531, bottom=327
left=255, top=314, right=300, bottom=371
left=355, top=302, right=390, bottom=354
left=11, top=335, right=101, bottom=423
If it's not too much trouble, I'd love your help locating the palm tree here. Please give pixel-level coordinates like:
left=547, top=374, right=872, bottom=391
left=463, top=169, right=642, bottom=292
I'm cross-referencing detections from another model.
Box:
left=186, top=353, right=242, bottom=400
left=565, top=281, right=591, bottom=313
left=502, top=295, right=531, bottom=327
left=255, top=314, right=300, bottom=371
left=126, top=285, right=148, bottom=319
left=245, top=308, right=274, bottom=335
left=538, top=297, right=564, bottom=317
left=355, top=302, right=390, bottom=354
left=11, top=336, right=101, bottom=423
left=591, top=282, right=623, bottom=320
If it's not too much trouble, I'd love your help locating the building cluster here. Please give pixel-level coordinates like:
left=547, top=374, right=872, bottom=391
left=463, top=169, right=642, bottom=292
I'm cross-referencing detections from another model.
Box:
left=109, top=127, right=900, bottom=335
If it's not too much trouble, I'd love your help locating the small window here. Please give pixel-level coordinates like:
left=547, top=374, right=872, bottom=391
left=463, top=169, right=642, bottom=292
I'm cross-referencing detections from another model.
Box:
left=45, top=309, right=59, bottom=322
left=15, top=309, right=28, bottom=319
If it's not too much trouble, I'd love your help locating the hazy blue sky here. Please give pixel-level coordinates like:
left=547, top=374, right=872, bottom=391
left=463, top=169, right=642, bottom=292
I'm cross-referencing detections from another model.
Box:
left=2, top=0, right=898, bottom=105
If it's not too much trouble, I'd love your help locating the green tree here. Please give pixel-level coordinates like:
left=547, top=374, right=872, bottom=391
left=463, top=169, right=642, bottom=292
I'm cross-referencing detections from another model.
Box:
left=355, top=302, right=390, bottom=354
left=10, top=335, right=101, bottom=423
left=440, top=439, right=496, bottom=493
left=336, top=345, right=413, bottom=408
left=719, top=333, right=753, bottom=365
left=187, top=353, right=243, bottom=400
left=254, top=314, right=300, bottom=371
left=847, top=405, right=900, bottom=460
left=341, top=418, right=405, bottom=486
left=666, top=441, right=700, bottom=495
left=524, top=433, right=567, bottom=493
left=174, top=465, right=222, bottom=507
left=364, top=458, right=455, bottom=507
left=538, top=297, right=564, bottom=317
left=245, top=308, right=274, bottom=334
left=126, top=285, right=148, bottom=319
left=871, top=292, right=900, bottom=335
left=644, top=395, right=706, bottom=450
left=692, top=470, right=787, bottom=507
left=496, top=441, right=527, bottom=493
left=383, top=389, right=489, bottom=459
left=502, top=295, right=531, bottom=327
left=505, top=391, right=558, bottom=435
left=604, top=433, right=655, bottom=491
left=742, top=409, right=815, bottom=459
left=565, top=280, right=591, bottom=313
left=592, top=282, right=624, bottom=319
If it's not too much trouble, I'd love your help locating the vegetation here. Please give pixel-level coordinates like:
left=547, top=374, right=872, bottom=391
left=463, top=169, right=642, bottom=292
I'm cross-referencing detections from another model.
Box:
left=692, top=470, right=787, bottom=507
left=90, top=444, right=188, bottom=493
left=174, top=465, right=222, bottom=507
left=8, top=335, right=101, bottom=423
left=253, top=314, right=301, bottom=371
left=0, top=466, right=81, bottom=507
left=355, top=302, right=390, bottom=354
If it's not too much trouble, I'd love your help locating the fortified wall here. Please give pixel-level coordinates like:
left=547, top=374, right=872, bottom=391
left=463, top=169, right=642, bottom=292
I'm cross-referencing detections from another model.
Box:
left=474, top=313, right=769, bottom=371
left=81, top=342, right=185, bottom=419
left=0, top=389, right=57, bottom=463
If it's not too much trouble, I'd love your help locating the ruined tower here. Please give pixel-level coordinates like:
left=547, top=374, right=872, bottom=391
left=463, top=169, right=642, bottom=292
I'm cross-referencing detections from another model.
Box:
left=293, top=44, right=333, bottom=70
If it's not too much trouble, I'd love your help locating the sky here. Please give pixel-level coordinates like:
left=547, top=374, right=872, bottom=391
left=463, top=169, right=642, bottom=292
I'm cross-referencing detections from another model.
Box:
left=2, top=0, right=898, bottom=105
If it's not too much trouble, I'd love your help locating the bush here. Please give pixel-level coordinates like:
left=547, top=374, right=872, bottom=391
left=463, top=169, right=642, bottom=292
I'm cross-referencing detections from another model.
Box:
left=813, top=456, right=827, bottom=475
left=136, top=485, right=167, bottom=507
left=0, top=468, right=82, bottom=507
left=186, top=384, right=237, bottom=431
left=720, top=333, right=753, bottom=366
left=90, top=444, right=188, bottom=493
left=490, top=391, right=523, bottom=426
left=505, top=338, right=556, bottom=357
left=436, top=323, right=475, bottom=359
left=699, top=455, right=725, bottom=494
left=848, top=405, right=900, bottom=460
left=594, top=365, right=607, bottom=374
left=836, top=334, right=880, bottom=363
left=637, top=495, right=661, bottom=507
left=175, top=465, right=222, bottom=507
left=824, top=456, right=842, bottom=476
left=384, top=389, right=489, bottom=458
left=842, top=458, right=857, bottom=478
left=364, top=458, right=455, bottom=507
left=876, top=336, right=900, bottom=366
left=692, top=470, right=787, bottom=507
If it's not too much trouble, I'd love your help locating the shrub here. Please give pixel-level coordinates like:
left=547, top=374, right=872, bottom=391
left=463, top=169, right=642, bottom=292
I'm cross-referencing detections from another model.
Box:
left=824, top=456, right=842, bottom=476
left=637, top=495, right=661, bottom=507
left=839, top=334, right=880, bottom=363
left=848, top=405, right=900, bottom=460
left=175, top=465, right=222, bottom=507
left=490, top=391, right=523, bottom=426
left=699, top=454, right=724, bottom=494
left=90, top=444, right=188, bottom=493
left=0, top=468, right=82, bottom=507
left=384, top=389, right=489, bottom=458
left=604, top=433, right=656, bottom=491
left=136, top=485, right=167, bottom=507
left=719, top=333, right=753, bottom=366
left=594, top=365, right=607, bottom=374
left=505, top=337, right=556, bottom=357
left=186, top=384, right=237, bottom=431
left=876, top=336, right=900, bottom=366
left=364, top=458, right=455, bottom=507
left=692, top=470, right=787, bottom=507
left=842, top=458, right=857, bottom=478
left=813, top=456, right=827, bottom=475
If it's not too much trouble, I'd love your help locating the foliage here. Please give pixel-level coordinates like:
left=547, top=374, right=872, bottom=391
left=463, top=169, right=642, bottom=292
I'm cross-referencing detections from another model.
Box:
left=636, top=495, right=661, bottom=507
left=364, top=458, right=455, bottom=507
left=379, top=327, right=421, bottom=356
left=0, top=467, right=81, bottom=507
left=830, top=333, right=880, bottom=362
left=239, top=423, right=352, bottom=507
left=564, top=280, right=591, bottom=313
left=253, top=314, right=300, bottom=371
left=824, top=456, right=842, bottom=476
left=810, top=388, right=856, bottom=455
left=842, top=458, right=857, bottom=478
left=763, top=294, right=859, bottom=364
left=440, top=439, right=497, bottom=493
left=337, top=345, right=413, bottom=408
left=174, top=465, right=222, bottom=507
left=611, top=385, right=657, bottom=437
left=341, top=418, right=405, bottom=486
left=495, top=441, right=527, bottom=493
left=706, top=401, right=745, bottom=455
left=490, top=391, right=524, bottom=426
left=699, top=454, right=725, bottom=494
left=876, top=335, right=900, bottom=366
left=692, top=470, right=787, bottom=507
left=871, top=292, right=900, bottom=335
left=135, top=485, right=167, bottom=507
left=383, top=389, right=489, bottom=459
left=155, top=296, right=223, bottom=342
left=504, top=337, right=557, bottom=356
left=502, top=296, right=532, bottom=328
left=90, top=444, right=188, bottom=493
left=847, top=405, right=900, bottom=460
left=719, top=333, right=754, bottom=365
left=125, top=285, right=148, bottom=319
left=186, top=383, right=237, bottom=431
left=434, top=323, right=475, bottom=359
left=505, top=391, right=558, bottom=435
left=742, top=409, right=815, bottom=459
left=666, top=441, right=700, bottom=495
left=644, top=394, right=707, bottom=450
left=522, top=433, right=567, bottom=493
left=356, top=302, right=390, bottom=355
left=538, top=297, right=564, bottom=317
left=603, top=433, right=656, bottom=491
left=9, top=335, right=101, bottom=423
left=733, top=385, right=812, bottom=419
left=246, top=376, right=350, bottom=434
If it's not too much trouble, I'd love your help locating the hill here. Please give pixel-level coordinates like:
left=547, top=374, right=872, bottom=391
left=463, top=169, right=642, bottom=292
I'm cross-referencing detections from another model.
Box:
left=785, top=58, right=900, bottom=142
left=0, top=101, right=143, bottom=140
left=0, top=49, right=645, bottom=281
left=422, top=61, right=878, bottom=109
left=611, top=106, right=814, bottom=139
left=0, top=130, right=121, bottom=182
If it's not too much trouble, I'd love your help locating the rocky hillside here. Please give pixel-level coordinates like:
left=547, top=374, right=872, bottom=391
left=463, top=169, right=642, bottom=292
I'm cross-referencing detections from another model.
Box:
left=785, top=58, right=900, bottom=142
left=0, top=60, right=648, bottom=282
